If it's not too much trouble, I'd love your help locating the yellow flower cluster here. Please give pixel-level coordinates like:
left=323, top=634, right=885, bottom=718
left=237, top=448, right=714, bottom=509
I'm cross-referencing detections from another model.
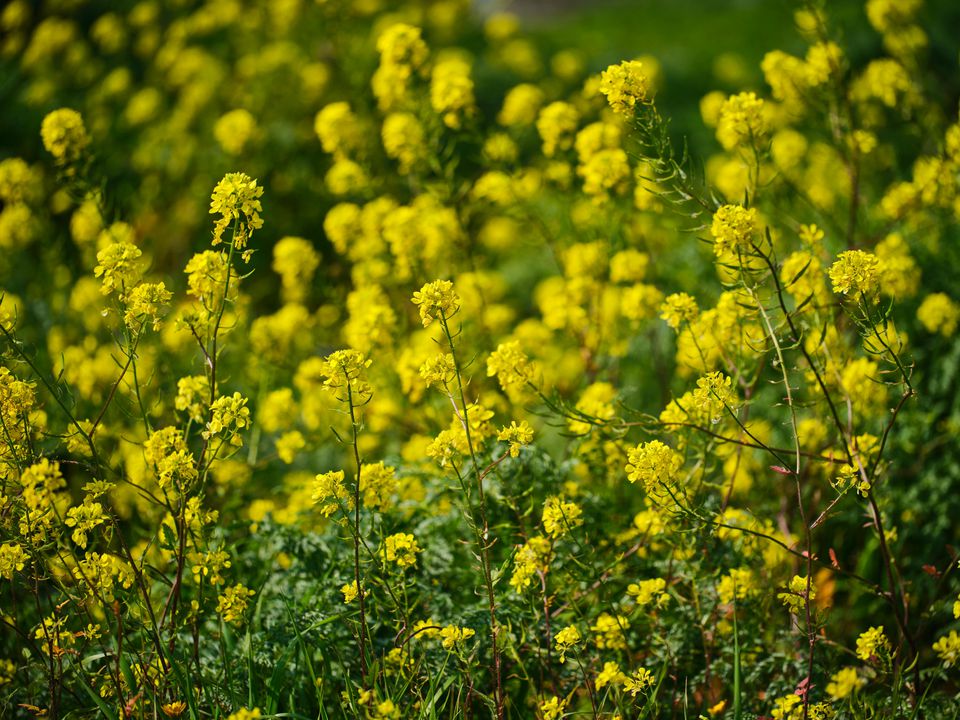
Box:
left=599, top=60, right=650, bottom=115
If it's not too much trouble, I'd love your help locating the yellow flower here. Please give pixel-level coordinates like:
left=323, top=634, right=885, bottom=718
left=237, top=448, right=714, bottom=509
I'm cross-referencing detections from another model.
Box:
left=314, top=102, right=362, bottom=157
left=826, top=666, right=864, bottom=700
left=498, top=83, right=545, bottom=126
left=497, top=421, right=534, bottom=457
left=216, top=584, right=255, bottom=625
left=41, top=108, right=90, bottom=163
left=596, top=661, right=627, bottom=689
left=933, top=630, right=960, bottom=667
left=542, top=496, right=583, bottom=539
left=439, top=625, right=475, bottom=650
left=917, top=293, right=959, bottom=336
left=431, top=57, right=475, bottom=129
left=716, top=92, right=767, bottom=150
left=341, top=581, right=361, bottom=604
left=381, top=112, right=426, bottom=173
left=591, top=612, right=629, bottom=650
left=214, top=109, right=258, bottom=155
left=536, top=101, right=579, bottom=157
left=692, top=371, right=738, bottom=423
left=161, top=701, right=188, bottom=717
left=829, top=250, right=880, bottom=297
left=94, top=242, right=142, bottom=296
left=487, top=341, right=535, bottom=394
left=203, top=392, right=251, bottom=446
left=599, top=60, right=650, bottom=115
left=540, top=696, right=567, bottom=720
left=710, top=204, right=758, bottom=256
left=312, top=470, right=352, bottom=518
left=319, top=349, right=373, bottom=404
left=628, top=577, right=670, bottom=608
left=412, top=280, right=460, bottom=327
left=778, top=575, right=815, bottom=613
left=419, top=353, right=457, bottom=389
left=209, top=172, right=264, bottom=252
left=123, top=281, right=172, bottom=330
left=660, top=293, right=699, bottom=329
left=225, top=709, right=261, bottom=720
left=625, top=441, right=683, bottom=502
left=554, top=624, right=581, bottom=662
left=0, top=543, right=28, bottom=579
left=856, top=626, right=890, bottom=662
left=383, top=532, right=422, bottom=569
left=624, top=667, right=655, bottom=696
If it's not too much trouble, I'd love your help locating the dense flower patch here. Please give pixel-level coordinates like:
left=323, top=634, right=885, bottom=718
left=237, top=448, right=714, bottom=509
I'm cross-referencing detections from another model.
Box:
left=1, top=0, right=960, bottom=718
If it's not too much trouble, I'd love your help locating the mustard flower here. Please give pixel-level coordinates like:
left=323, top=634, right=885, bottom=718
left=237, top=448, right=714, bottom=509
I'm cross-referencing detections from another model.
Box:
left=185, top=250, right=235, bottom=302
left=625, top=440, right=683, bottom=500
left=934, top=630, right=960, bottom=667
left=826, top=667, right=864, bottom=700
left=498, top=83, right=545, bottom=126
left=541, top=496, right=583, bottom=539
left=829, top=250, right=881, bottom=297
left=692, top=371, right=738, bottom=423
left=314, top=102, right=362, bottom=157
left=554, top=624, right=581, bottom=662
left=595, top=661, right=627, bottom=689
left=272, top=236, right=320, bottom=303
left=540, top=696, right=567, bottom=720
left=94, top=241, right=142, bottom=296
left=359, top=461, right=398, bottom=510
left=578, top=148, right=631, bottom=200
left=431, top=57, right=475, bottom=129
left=214, top=109, right=258, bottom=155
left=381, top=112, right=426, bottom=173
left=312, top=470, right=352, bottom=518
left=376, top=23, right=428, bottom=71
left=143, top=427, right=198, bottom=489
left=276, top=431, right=305, bottom=464
left=225, top=708, right=261, bottom=720
left=419, top=353, right=457, bottom=389
left=660, top=292, right=699, bottom=329
left=591, top=612, right=628, bottom=650
left=510, top=535, right=551, bottom=593
left=624, top=667, right=656, bottom=696
left=175, top=376, right=210, bottom=423
left=40, top=108, right=90, bottom=164
left=599, top=59, right=650, bottom=115
left=917, top=293, right=959, bottom=336
left=64, top=499, right=106, bottom=548
left=341, top=580, right=361, bottom=604
left=778, top=575, right=815, bottom=613
left=383, top=532, right=422, bottom=569
left=123, top=281, right=172, bottom=330
left=716, top=92, right=767, bottom=150
left=856, top=626, right=890, bottom=662
left=0, top=543, right=28, bottom=580
left=497, top=420, right=534, bottom=457
left=710, top=204, right=758, bottom=256
left=716, top=568, right=756, bottom=604
left=319, top=349, right=373, bottom=403
left=203, top=392, right=251, bottom=446
left=209, top=172, right=264, bottom=253
left=439, top=625, right=476, bottom=651
left=216, top=584, right=255, bottom=625
left=536, top=101, right=579, bottom=157
left=487, top=341, right=535, bottom=394
left=0, top=157, right=42, bottom=204
left=411, top=279, right=460, bottom=326
left=628, top=577, right=669, bottom=608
